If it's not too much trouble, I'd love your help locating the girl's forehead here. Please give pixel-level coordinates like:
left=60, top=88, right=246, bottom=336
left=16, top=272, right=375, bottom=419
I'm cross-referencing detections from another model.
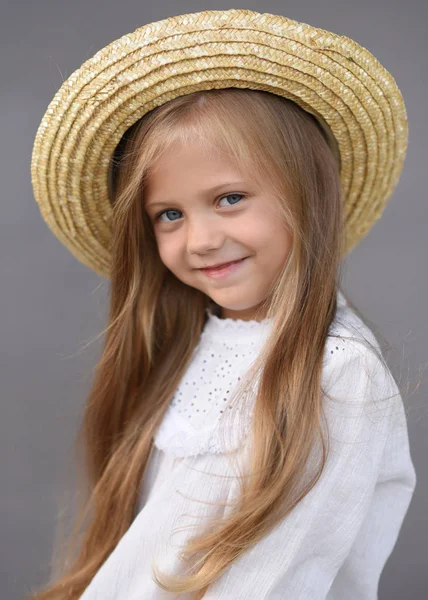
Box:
left=148, top=144, right=253, bottom=182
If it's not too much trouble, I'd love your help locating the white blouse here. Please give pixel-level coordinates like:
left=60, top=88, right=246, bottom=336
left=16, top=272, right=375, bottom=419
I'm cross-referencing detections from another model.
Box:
left=79, top=290, right=417, bottom=599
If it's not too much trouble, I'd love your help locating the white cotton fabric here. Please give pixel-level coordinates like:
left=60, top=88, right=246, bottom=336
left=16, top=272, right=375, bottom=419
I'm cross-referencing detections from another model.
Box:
left=79, top=290, right=417, bottom=600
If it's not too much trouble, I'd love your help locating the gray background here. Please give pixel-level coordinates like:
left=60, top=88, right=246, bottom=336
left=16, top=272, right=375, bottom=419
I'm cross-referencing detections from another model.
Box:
left=2, top=1, right=427, bottom=598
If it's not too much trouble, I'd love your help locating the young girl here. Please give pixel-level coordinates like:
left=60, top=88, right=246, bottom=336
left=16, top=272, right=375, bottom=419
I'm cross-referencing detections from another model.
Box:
left=29, top=8, right=417, bottom=600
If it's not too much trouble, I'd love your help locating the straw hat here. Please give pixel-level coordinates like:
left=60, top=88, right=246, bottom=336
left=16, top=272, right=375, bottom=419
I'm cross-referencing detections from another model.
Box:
left=30, top=9, right=408, bottom=278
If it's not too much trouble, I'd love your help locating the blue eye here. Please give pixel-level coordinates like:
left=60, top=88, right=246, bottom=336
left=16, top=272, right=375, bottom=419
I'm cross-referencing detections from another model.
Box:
left=154, top=193, right=246, bottom=223
left=218, top=193, right=244, bottom=207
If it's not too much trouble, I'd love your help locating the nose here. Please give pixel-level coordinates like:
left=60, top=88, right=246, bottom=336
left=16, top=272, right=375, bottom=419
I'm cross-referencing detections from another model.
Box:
left=186, top=215, right=225, bottom=254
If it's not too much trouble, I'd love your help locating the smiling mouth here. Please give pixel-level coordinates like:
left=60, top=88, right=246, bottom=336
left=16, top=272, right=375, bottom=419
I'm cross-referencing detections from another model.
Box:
left=199, top=258, right=248, bottom=271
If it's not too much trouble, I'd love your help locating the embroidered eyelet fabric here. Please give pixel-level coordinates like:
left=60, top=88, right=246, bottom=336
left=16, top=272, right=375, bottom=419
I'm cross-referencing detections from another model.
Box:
left=153, top=290, right=352, bottom=458
left=78, top=288, right=417, bottom=600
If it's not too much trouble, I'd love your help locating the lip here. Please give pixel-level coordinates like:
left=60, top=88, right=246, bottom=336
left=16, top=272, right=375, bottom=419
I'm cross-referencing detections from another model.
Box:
left=199, top=257, right=248, bottom=270
left=199, top=257, right=248, bottom=279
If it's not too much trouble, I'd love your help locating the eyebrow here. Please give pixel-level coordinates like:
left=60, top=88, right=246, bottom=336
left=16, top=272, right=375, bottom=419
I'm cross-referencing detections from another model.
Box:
left=145, top=181, right=248, bottom=209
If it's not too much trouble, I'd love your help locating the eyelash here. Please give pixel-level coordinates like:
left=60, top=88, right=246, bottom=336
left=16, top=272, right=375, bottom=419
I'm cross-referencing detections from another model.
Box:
left=154, top=193, right=247, bottom=223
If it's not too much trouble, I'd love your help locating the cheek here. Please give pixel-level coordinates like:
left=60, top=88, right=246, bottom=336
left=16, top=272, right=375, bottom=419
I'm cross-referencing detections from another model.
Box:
left=238, top=214, right=271, bottom=244
left=244, top=215, right=283, bottom=248
left=155, top=237, right=179, bottom=269
left=253, top=219, right=292, bottom=265
left=274, top=228, right=293, bottom=270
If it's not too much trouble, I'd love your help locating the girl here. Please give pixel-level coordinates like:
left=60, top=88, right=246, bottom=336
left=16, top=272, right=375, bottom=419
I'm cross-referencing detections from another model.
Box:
left=29, top=9, right=417, bottom=600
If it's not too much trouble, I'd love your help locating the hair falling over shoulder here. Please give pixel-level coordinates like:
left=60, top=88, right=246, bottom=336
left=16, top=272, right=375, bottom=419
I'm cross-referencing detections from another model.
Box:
left=29, top=88, right=354, bottom=600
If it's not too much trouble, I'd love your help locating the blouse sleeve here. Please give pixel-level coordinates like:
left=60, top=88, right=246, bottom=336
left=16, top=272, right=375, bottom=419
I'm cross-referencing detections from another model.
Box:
left=203, top=336, right=417, bottom=600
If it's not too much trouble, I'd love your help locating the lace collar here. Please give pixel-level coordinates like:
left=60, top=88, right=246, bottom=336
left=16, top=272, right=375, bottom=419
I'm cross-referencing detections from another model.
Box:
left=153, top=289, right=350, bottom=458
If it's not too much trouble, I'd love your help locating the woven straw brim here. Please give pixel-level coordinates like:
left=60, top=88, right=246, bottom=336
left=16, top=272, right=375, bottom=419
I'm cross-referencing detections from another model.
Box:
left=30, top=8, right=408, bottom=278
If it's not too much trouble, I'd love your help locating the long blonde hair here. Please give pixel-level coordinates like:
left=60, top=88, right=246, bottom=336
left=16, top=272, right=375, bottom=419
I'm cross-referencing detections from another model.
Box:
left=29, top=88, right=390, bottom=599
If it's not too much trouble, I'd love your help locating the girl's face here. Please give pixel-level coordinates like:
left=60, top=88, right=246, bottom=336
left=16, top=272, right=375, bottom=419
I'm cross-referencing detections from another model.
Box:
left=144, top=138, right=293, bottom=321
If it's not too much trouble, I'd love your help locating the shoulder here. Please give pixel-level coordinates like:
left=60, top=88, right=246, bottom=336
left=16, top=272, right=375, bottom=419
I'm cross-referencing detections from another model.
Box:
left=322, top=303, right=398, bottom=408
